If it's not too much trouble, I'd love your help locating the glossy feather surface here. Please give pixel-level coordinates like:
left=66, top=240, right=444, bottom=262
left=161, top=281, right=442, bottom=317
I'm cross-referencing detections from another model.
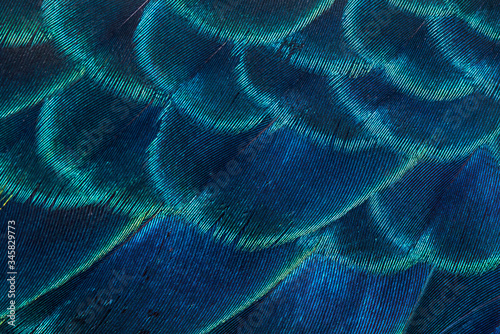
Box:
left=1, top=0, right=500, bottom=333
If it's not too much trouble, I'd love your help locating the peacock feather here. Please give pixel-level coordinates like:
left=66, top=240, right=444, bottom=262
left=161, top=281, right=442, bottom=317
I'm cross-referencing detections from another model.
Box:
left=1, top=0, right=500, bottom=333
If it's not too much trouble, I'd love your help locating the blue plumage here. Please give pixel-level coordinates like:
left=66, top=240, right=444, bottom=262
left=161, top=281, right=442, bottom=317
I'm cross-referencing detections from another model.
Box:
left=1, top=0, right=500, bottom=333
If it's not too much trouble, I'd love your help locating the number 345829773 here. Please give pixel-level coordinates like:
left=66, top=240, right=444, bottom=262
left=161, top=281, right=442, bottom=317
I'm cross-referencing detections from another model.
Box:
left=7, top=220, right=15, bottom=267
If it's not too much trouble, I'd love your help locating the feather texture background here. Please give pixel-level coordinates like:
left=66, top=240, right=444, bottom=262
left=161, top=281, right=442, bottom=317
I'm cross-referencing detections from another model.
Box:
left=1, top=0, right=500, bottom=333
